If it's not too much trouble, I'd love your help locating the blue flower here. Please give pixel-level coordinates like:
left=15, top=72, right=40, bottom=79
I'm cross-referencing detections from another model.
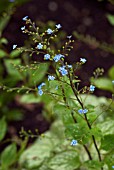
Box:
left=67, top=35, right=72, bottom=39
left=56, top=24, right=62, bottom=29
left=47, top=28, right=53, bottom=34
left=38, top=83, right=46, bottom=96
left=67, top=65, right=72, bottom=68
left=78, top=109, right=88, bottom=114
left=112, top=166, right=114, bottom=169
left=13, top=44, right=17, bottom=49
left=48, top=75, right=55, bottom=81
left=44, top=54, right=50, bottom=60
left=89, top=85, right=95, bottom=92
left=53, top=54, right=64, bottom=62
left=80, top=58, right=87, bottom=63
left=22, top=16, right=28, bottom=21
left=21, top=26, right=25, bottom=30
left=38, top=82, right=46, bottom=90
left=38, top=89, right=43, bottom=96
left=112, top=80, right=114, bottom=84
left=70, top=139, right=78, bottom=146
left=59, top=66, right=68, bottom=76
left=37, top=43, right=43, bottom=49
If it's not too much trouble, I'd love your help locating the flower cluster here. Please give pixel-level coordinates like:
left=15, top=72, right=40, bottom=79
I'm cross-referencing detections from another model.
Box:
left=59, top=66, right=68, bottom=76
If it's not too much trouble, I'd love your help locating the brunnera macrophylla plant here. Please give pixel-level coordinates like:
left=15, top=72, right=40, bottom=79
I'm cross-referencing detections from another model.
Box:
left=12, top=16, right=114, bottom=170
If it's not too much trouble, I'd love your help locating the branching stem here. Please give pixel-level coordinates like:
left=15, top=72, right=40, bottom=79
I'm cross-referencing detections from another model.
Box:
left=68, top=71, right=103, bottom=170
left=60, top=83, right=92, bottom=161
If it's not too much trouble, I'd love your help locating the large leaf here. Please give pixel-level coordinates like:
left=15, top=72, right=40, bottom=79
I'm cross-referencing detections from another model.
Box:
left=0, top=117, right=7, bottom=141
left=10, top=49, right=21, bottom=58
left=48, top=151, right=80, bottom=170
left=83, top=160, right=103, bottom=170
left=1, top=143, right=17, bottom=169
left=4, top=59, right=23, bottom=81
left=103, top=151, right=114, bottom=170
left=0, top=49, right=8, bottom=58
left=98, top=120, right=114, bottom=135
left=77, top=94, right=108, bottom=122
left=54, top=104, right=74, bottom=124
left=0, top=38, right=8, bottom=45
left=65, top=122, right=91, bottom=145
left=108, top=65, right=114, bottom=79
left=93, top=78, right=113, bottom=92
left=20, top=93, right=40, bottom=104
left=107, top=14, right=114, bottom=26
left=19, top=121, right=80, bottom=170
left=101, top=134, right=114, bottom=151
left=29, top=63, right=49, bottom=86
left=0, top=14, right=11, bottom=34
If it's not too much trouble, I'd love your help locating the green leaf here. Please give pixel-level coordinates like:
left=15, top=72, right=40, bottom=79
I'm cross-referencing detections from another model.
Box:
left=65, top=123, right=91, bottom=144
left=1, top=143, right=17, bottom=169
left=90, top=127, right=102, bottom=139
left=98, top=120, right=114, bottom=135
left=54, top=104, right=74, bottom=124
left=0, top=49, right=8, bottom=58
left=0, top=14, right=11, bottom=34
left=103, top=152, right=114, bottom=169
left=29, top=63, right=49, bottom=86
left=101, top=134, right=114, bottom=151
left=94, top=78, right=113, bottom=92
left=0, top=117, right=7, bottom=141
left=83, top=160, right=103, bottom=170
left=108, top=65, right=114, bottom=79
left=87, top=113, right=97, bottom=124
left=0, top=38, right=8, bottom=45
left=4, top=59, right=23, bottom=82
left=10, top=50, right=21, bottom=58
left=19, top=121, right=65, bottom=169
left=19, top=119, right=81, bottom=170
left=20, top=94, right=40, bottom=104
left=107, top=14, right=114, bottom=26
left=79, top=94, right=107, bottom=108
left=48, top=151, right=80, bottom=170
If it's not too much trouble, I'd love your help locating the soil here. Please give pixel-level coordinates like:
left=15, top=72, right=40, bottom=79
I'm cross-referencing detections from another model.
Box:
left=2, top=0, right=114, bottom=146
